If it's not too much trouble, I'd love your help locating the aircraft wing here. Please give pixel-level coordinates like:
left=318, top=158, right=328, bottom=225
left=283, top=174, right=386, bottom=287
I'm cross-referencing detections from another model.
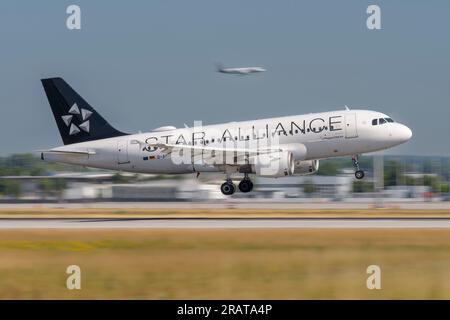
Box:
left=130, top=139, right=282, bottom=161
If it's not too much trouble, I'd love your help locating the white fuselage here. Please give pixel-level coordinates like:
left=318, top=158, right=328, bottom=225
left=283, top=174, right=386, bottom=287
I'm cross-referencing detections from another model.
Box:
left=43, top=109, right=412, bottom=175
left=219, top=67, right=266, bottom=75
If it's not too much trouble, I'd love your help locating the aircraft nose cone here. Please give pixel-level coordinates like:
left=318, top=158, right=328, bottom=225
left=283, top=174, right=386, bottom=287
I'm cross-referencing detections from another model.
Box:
left=401, top=124, right=412, bottom=141
left=395, top=124, right=412, bottom=143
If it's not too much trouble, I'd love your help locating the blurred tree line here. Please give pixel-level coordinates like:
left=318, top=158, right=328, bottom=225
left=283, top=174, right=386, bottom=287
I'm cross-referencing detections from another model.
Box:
left=382, top=160, right=448, bottom=193
left=317, top=156, right=450, bottom=194
left=1, top=153, right=450, bottom=198
left=0, top=153, right=89, bottom=176
left=0, top=153, right=89, bottom=198
left=37, top=179, right=67, bottom=199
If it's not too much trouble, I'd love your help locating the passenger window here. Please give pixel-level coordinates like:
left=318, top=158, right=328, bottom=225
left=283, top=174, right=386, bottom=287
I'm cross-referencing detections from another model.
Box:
left=379, top=118, right=386, bottom=124
left=372, top=119, right=378, bottom=126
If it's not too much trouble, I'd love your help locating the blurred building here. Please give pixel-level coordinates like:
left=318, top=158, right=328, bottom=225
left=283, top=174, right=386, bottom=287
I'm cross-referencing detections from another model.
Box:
left=384, top=185, right=431, bottom=199
left=256, top=176, right=353, bottom=199
left=0, top=171, right=441, bottom=202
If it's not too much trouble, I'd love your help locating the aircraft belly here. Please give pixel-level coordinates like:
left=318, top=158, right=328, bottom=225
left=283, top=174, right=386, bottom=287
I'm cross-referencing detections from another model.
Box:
left=131, top=157, right=193, bottom=174
left=84, top=150, right=120, bottom=170
left=305, top=139, right=364, bottom=159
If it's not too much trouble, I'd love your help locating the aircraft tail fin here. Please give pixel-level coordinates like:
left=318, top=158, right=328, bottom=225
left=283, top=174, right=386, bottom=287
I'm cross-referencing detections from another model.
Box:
left=41, top=77, right=127, bottom=145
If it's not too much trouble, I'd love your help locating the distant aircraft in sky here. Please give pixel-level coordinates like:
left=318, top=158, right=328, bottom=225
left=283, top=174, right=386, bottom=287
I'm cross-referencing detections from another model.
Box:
left=40, top=78, right=412, bottom=196
left=216, top=63, right=266, bottom=75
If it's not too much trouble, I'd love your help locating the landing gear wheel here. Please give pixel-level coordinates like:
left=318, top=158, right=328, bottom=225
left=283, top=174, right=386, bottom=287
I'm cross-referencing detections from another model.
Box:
left=221, top=182, right=236, bottom=195
left=355, top=170, right=365, bottom=180
left=238, top=179, right=253, bottom=193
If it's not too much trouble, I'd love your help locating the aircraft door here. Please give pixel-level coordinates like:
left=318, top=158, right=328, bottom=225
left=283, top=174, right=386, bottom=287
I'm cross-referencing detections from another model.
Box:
left=345, top=114, right=358, bottom=138
left=117, top=140, right=129, bottom=164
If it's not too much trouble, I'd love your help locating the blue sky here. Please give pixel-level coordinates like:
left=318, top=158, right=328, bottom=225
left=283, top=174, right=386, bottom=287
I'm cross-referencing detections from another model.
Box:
left=0, top=1, right=449, bottom=155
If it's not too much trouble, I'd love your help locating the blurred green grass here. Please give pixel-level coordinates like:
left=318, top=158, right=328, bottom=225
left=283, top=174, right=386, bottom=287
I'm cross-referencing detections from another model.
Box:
left=0, top=229, right=450, bottom=299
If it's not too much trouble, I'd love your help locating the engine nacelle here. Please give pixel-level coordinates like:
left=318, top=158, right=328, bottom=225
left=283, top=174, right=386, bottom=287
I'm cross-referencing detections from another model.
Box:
left=279, top=143, right=307, bottom=161
left=293, top=160, right=319, bottom=175
left=252, top=151, right=295, bottom=177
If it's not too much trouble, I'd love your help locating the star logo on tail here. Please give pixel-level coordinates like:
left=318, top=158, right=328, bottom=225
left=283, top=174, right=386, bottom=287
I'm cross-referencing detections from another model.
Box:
left=61, top=103, right=93, bottom=135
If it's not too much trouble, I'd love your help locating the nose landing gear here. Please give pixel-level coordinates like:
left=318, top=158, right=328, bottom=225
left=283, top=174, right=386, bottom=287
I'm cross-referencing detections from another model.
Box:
left=355, top=170, right=365, bottom=179
left=352, top=155, right=365, bottom=179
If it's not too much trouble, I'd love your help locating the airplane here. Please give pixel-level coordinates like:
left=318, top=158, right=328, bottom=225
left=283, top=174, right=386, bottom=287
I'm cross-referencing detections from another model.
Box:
left=216, top=63, right=266, bottom=75
left=40, top=77, right=412, bottom=196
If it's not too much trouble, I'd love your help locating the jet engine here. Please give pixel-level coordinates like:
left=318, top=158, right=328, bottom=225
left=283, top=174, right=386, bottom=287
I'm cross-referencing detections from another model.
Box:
left=293, top=160, right=319, bottom=175
left=252, top=151, right=295, bottom=177
left=280, top=143, right=307, bottom=161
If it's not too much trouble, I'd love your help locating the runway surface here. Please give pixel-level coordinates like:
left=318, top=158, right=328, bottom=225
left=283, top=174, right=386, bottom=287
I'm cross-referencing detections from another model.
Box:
left=3, top=201, right=450, bottom=210
left=1, top=217, right=450, bottom=229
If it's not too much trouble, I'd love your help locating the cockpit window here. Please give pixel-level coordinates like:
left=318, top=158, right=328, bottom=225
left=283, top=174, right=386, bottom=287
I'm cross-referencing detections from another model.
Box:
left=373, top=117, right=394, bottom=125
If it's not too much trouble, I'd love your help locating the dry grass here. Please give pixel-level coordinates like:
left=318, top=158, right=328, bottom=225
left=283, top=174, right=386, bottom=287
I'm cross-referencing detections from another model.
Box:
left=0, top=229, right=449, bottom=299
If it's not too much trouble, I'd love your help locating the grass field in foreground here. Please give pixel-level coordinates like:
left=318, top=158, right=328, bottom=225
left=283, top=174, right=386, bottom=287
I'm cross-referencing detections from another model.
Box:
left=0, top=229, right=450, bottom=299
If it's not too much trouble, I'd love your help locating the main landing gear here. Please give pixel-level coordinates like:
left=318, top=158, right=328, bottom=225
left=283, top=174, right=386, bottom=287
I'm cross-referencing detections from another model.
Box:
left=352, top=155, right=365, bottom=179
left=220, top=179, right=236, bottom=196
left=238, top=175, right=254, bottom=193
left=220, top=174, right=254, bottom=195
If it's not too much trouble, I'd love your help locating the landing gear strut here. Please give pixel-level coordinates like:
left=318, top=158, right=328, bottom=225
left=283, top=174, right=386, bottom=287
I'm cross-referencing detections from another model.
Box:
left=238, top=174, right=254, bottom=193
left=352, top=155, right=365, bottom=179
